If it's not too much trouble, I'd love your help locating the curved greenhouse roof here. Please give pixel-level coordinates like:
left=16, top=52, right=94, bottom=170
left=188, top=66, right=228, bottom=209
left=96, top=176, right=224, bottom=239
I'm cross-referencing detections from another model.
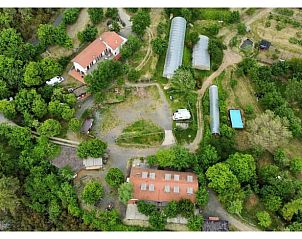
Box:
left=192, top=35, right=210, bottom=70
left=209, top=85, right=220, bottom=135
left=163, top=17, right=187, bottom=79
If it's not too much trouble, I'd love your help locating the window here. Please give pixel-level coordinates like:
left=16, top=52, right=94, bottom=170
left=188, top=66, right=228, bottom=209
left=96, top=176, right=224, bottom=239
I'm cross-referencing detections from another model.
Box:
left=187, top=175, right=193, bottom=182
left=149, top=172, right=156, bottom=179
left=165, top=174, right=171, bottom=180
left=174, top=186, right=180, bottom=193
left=164, top=185, right=170, bottom=193
left=142, top=172, right=148, bottom=179
left=187, top=187, right=193, bottom=195
left=140, top=184, right=147, bottom=190
left=174, top=174, right=180, bottom=181
left=149, top=184, right=155, bottom=191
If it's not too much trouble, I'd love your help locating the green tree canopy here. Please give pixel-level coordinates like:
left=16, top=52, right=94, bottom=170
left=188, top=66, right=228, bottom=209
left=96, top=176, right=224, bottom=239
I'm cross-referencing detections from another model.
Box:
left=131, top=10, right=151, bottom=37
left=225, top=153, right=256, bottom=184
left=118, top=182, right=133, bottom=204
left=81, top=180, right=104, bottom=205
left=88, top=8, right=104, bottom=25
left=68, top=118, right=81, bottom=132
left=63, top=8, right=81, bottom=25
left=151, top=37, right=167, bottom=55
left=105, top=168, right=125, bottom=188
left=120, top=35, right=141, bottom=60
left=148, top=211, right=167, bottom=230
left=206, top=163, right=241, bottom=195
left=77, top=138, right=107, bottom=159
left=195, top=187, right=209, bottom=208
left=37, top=119, right=62, bottom=137
left=290, top=157, right=302, bottom=174
left=77, top=24, right=97, bottom=44
left=0, top=99, right=16, bottom=119
left=171, top=68, right=196, bottom=97
left=256, top=211, right=272, bottom=228
left=137, top=200, right=157, bottom=216
left=187, top=215, right=204, bottom=231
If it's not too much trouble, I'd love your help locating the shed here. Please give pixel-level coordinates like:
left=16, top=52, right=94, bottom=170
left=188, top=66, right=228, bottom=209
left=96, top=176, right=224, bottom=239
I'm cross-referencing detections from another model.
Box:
left=192, top=35, right=210, bottom=70
left=209, top=85, right=220, bottom=134
left=163, top=17, right=187, bottom=79
left=259, top=39, right=271, bottom=50
left=83, top=157, right=103, bottom=170
left=81, top=118, right=94, bottom=134
left=229, top=109, right=244, bottom=129
left=240, top=39, right=253, bottom=49
left=73, top=85, right=88, bottom=99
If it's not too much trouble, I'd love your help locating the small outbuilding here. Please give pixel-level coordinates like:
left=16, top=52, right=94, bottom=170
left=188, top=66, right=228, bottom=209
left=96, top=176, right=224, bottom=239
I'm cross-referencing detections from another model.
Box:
left=203, top=218, right=229, bottom=231
left=192, top=35, right=210, bottom=70
left=229, top=109, right=244, bottom=129
left=81, top=118, right=94, bottom=134
left=83, top=157, right=103, bottom=170
left=259, top=39, right=271, bottom=50
left=209, top=85, right=220, bottom=135
left=240, top=39, right=254, bottom=50
left=172, top=109, right=191, bottom=121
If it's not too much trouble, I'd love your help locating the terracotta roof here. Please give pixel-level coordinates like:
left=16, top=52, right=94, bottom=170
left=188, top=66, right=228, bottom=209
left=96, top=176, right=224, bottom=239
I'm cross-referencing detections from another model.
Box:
left=100, top=31, right=124, bottom=50
left=72, top=38, right=106, bottom=68
left=129, top=167, right=198, bottom=203
left=68, top=68, right=85, bottom=83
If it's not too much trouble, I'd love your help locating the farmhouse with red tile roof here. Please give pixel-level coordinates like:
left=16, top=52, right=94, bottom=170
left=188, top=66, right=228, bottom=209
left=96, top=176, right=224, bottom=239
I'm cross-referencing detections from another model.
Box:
left=69, top=31, right=127, bottom=83
left=128, top=167, right=198, bottom=204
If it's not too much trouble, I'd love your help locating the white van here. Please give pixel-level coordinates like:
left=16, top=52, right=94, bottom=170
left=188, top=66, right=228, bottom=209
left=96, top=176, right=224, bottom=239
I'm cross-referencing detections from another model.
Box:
left=46, top=76, right=65, bottom=86
left=172, top=109, right=191, bottom=121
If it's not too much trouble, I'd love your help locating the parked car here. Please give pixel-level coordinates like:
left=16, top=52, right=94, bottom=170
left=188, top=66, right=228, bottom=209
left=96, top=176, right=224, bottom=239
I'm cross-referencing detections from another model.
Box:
left=46, top=76, right=65, bottom=86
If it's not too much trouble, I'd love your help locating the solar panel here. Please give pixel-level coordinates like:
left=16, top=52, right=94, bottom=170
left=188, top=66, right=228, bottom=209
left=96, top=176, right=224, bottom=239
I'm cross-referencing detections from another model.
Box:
left=164, top=185, right=170, bottom=193
left=187, top=175, right=193, bottom=182
left=140, top=183, right=147, bottom=190
left=165, top=174, right=171, bottom=180
left=149, top=184, right=155, bottom=191
left=142, top=172, right=148, bottom=179
left=174, top=186, right=180, bottom=193
left=149, top=172, right=155, bottom=179
left=187, top=187, right=193, bottom=195
left=174, top=174, right=180, bottom=181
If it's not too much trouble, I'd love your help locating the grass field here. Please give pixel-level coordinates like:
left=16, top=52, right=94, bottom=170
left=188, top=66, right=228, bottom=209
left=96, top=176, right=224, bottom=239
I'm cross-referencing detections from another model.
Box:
left=116, top=120, right=164, bottom=147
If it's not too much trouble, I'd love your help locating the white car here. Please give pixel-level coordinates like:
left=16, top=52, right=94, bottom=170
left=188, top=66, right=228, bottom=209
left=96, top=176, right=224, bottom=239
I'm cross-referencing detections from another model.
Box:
left=172, top=109, right=191, bottom=121
left=46, top=76, right=65, bottom=86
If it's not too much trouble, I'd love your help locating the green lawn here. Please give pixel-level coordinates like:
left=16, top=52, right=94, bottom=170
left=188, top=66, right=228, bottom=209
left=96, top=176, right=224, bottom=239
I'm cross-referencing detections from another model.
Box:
left=116, top=120, right=164, bottom=148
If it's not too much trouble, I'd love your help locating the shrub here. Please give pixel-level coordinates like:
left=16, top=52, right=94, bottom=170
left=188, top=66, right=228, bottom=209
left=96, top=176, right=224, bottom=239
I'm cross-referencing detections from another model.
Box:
left=81, top=180, right=104, bottom=205
left=118, top=182, right=133, bottom=204
left=105, top=168, right=125, bottom=188
left=187, top=215, right=204, bottom=231
left=137, top=200, right=156, bottom=216
left=63, top=8, right=81, bottom=25
left=77, top=138, right=107, bottom=159
left=290, top=157, right=302, bottom=174
left=148, top=211, right=166, bottom=230
left=177, top=199, right=195, bottom=218
left=163, top=200, right=179, bottom=218
left=256, top=211, right=272, bottom=228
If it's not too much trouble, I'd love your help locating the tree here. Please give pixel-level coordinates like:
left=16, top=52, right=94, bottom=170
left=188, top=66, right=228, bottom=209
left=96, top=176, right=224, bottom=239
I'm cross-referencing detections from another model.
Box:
left=273, top=148, right=290, bottom=167
left=118, top=182, right=133, bottom=204
left=148, top=211, right=167, bottom=230
left=195, top=187, right=209, bottom=208
left=77, top=138, right=107, bottom=159
left=131, top=10, right=151, bottom=37
left=37, top=119, right=62, bottom=137
left=171, top=68, right=196, bottom=101
left=105, top=8, right=118, bottom=20
left=111, top=21, right=121, bottom=33
left=39, top=57, right=63, bottom=80
left=290, top=157, right=302, bottom=174
left=285, top=79, right=302, bottom=108
left=69, top=118, right=81, bottom=132
left=88, top=8, right=104, bottom=25
left=286, top=222, right=302, bottom=231
left=120, top=35, right=141, bottom=60
left=23, top=61, right=43, bottom=86
left=198, top=144, right=220, bottom=168
left=225, top=153, right=256, bottom=184
left=137, top=200, right=157, bottom=216
left=227, top=199, right=243, bottom=215
left=256, top=211, right=272, bottom=228
left=85, top=60, right=123, bottom=94
left=187, top=215, right=204, bottom=231
left=105, top=168, right=125, bottom=188
left=151, top=37, right=167, bottom=55
left=163, top=200, right=179, bottom=218
left=63, top=8, right=81, bottom=25
left=208, top=38, right=225, bottom=70
left=186, top=31, right=199, bottom=48
left=263, top=195, right=282, bottom=212
left=0, top=176, right=20, bottom=215
left=206, top=163, right=241, bottom=195
left=77, top=24, right=97, bottom=43
left=0, top=80, right=10, bottom=99
left=127, top=68, right=140, bottom=82
left=0, top=99, right=16, bottom=119
left=281, top=198, right=302, bottom=221
left=177, top=199, right=194, bottom=218
left=81, top=180, right=104, bottom=205
left=247, top=110, right=292, bottom=153
left=237, top=23, right=246, bottom=35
